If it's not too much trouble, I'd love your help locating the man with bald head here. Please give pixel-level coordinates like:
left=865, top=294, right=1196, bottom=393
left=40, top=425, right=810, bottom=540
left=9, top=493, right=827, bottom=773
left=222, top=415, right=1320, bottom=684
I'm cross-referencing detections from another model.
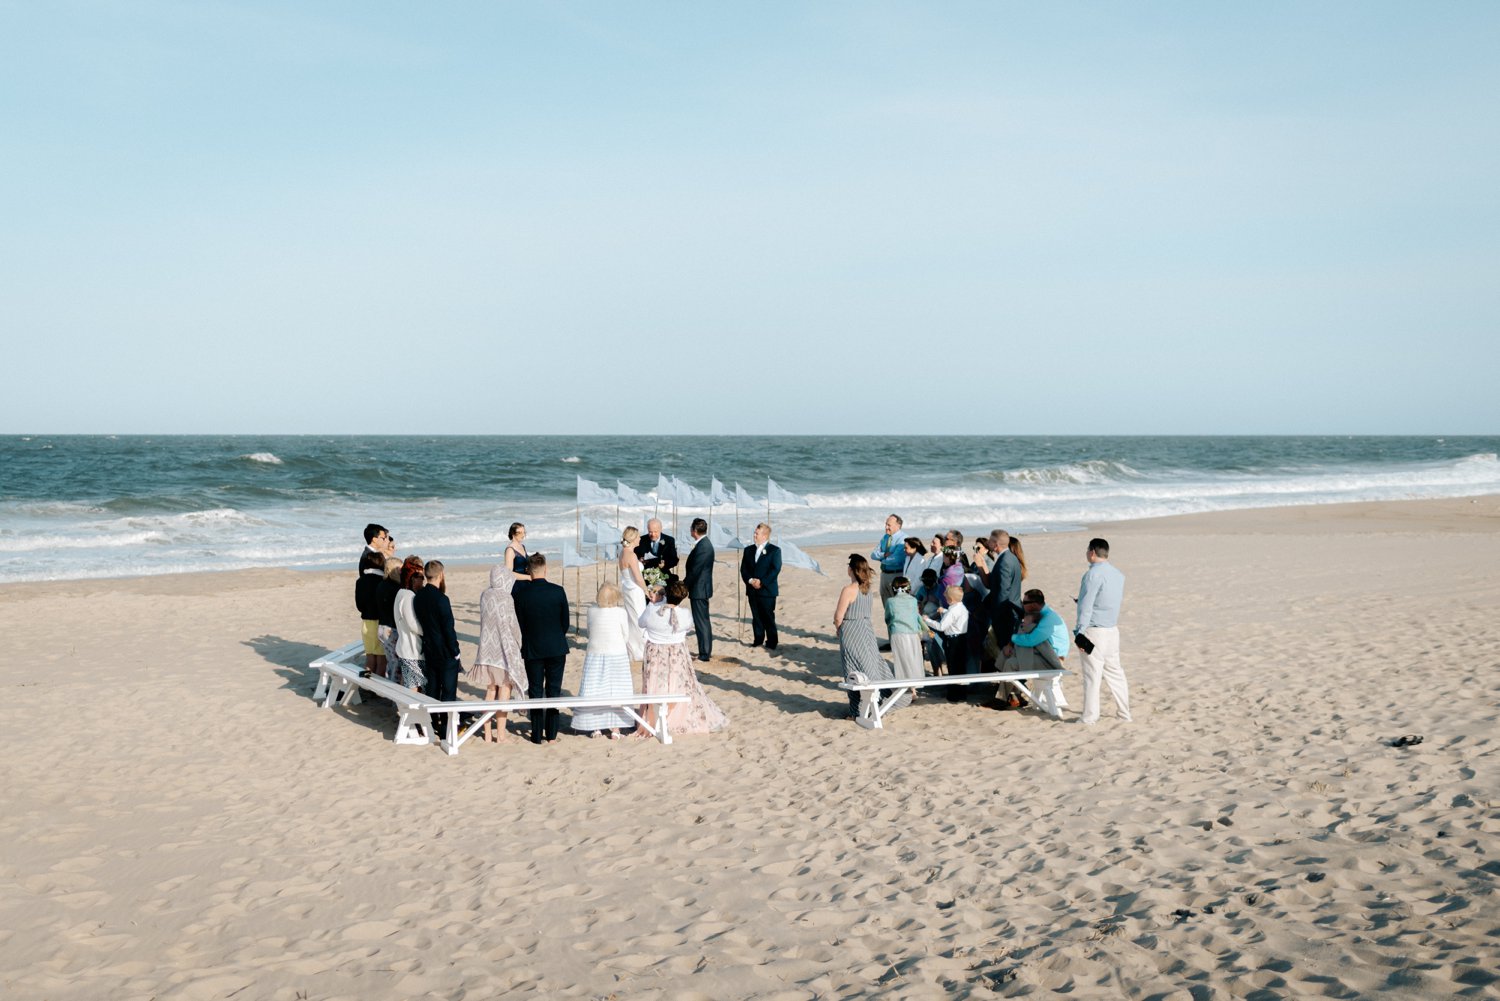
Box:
left=634, top=518, right=679, bottom=573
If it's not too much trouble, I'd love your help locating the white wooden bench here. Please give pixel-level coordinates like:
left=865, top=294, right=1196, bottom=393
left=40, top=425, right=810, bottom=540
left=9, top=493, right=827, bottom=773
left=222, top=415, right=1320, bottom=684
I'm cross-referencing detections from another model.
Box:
left=310, top=644, right=689, bottom=754
left=838, top=669, right=1070, bottom=730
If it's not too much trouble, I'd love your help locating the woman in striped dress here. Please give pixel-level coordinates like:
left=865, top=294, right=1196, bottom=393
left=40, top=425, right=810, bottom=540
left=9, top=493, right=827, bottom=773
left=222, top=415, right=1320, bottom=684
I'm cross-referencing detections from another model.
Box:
left=835, top=554, right=907, bottom=727
left=573, top=584, right=635, bottom=739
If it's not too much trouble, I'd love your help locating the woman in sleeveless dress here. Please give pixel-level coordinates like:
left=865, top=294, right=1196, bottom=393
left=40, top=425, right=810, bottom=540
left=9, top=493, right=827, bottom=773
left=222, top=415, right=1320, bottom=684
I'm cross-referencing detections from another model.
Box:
left=637, top=581, right=727, bottom=737
left=471, top=565, right=527, bottom=743
left=574, top=584, right=635, bottom=738
left=618, top=526, right=648, bottom=662
left=835, top=554, right=907, bottom=727
left=504, top=522, right=530, bottom=575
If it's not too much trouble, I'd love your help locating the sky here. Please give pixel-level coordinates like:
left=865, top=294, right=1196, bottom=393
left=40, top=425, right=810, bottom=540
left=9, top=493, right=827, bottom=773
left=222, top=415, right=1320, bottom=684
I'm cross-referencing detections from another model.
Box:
left=2, top=1, right=1497, bottom=435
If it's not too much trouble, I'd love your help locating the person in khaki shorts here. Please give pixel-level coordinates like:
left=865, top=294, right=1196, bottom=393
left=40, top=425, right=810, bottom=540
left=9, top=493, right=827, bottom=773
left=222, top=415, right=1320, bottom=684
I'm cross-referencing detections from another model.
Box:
left=1075, top=537, right=1131, bottom=725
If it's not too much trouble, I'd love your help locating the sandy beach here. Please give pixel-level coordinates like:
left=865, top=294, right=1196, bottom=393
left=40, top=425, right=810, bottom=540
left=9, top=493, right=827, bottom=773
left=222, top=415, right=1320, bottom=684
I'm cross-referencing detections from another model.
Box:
left=2, top=496, right=1498, bottom=1000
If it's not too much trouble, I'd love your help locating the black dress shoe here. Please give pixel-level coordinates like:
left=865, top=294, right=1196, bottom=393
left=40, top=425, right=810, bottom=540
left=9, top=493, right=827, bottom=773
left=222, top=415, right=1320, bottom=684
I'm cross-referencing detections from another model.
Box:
left=697, top=655, right=711, bottom=662
left=878, top=643, right=892, bottom=652
left=765, top=644, right=777, bottom=651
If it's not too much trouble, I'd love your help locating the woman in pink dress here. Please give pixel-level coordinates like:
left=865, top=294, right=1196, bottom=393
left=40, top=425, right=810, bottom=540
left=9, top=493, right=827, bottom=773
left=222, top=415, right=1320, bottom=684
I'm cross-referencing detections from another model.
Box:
left=637, top=580, right=727, bottom=737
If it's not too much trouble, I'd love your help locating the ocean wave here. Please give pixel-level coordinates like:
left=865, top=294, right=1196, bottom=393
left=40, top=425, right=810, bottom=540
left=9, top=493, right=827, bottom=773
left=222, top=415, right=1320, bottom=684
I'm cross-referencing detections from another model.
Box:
left=239, top=452, right=284, bottom=465
left=979, top=459, right=1144, bottom=485
left=0, top=530, right=170, bottom=554
left=561, top=456, right=581, bottom=463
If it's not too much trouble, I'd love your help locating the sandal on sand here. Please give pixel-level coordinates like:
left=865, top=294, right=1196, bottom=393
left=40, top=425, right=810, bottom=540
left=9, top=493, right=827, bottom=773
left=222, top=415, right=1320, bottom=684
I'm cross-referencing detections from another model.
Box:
left=1392, top=734, right=1424, bottom=748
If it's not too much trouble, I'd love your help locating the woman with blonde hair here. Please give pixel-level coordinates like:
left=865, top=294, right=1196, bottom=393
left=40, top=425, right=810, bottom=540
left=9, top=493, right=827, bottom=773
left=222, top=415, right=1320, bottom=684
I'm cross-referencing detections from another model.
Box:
left=834, top=554, right=907, bottom=726
left=471, top=564, right=527, bottom=743
left=574, top=584, right=635, bottom=739
left=618, top=526, right=648, bottom=661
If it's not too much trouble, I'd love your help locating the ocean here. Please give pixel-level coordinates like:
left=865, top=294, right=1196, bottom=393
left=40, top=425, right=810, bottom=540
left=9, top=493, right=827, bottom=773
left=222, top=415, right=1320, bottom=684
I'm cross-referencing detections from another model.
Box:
left=3, top=435, right=1498, bottom=582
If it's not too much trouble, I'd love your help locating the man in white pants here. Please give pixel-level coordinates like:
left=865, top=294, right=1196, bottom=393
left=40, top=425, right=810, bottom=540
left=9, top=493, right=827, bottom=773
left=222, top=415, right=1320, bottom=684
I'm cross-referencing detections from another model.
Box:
left=1075, top=537, right=1131, bottom=724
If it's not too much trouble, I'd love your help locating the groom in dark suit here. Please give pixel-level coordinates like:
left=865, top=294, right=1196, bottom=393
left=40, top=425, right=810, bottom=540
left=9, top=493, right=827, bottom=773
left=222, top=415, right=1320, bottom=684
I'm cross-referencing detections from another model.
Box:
left=634, top=518, right=679, bottom=573
left=740, top=522, right=781, bottom=650
left=683, top=517, right=715, bottom=661
left=510, top=552, right=571, bottom=743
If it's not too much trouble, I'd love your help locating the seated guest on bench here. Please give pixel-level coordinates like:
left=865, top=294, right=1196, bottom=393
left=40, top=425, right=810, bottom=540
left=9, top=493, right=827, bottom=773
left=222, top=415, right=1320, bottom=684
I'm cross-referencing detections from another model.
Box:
left=512, top=553, right=571, bottom=745
left=638, top=581, right=727, bottom=737
left=921, top=585, right=969, bottom=702
left=472, top=565, right=528, bottom=743
left=574, top=584, right=635, bottom=740
left=1002, top=588, right=1070, bottom=711
left=392, top=560, right=426, bottom=691
left=413, top=561, right=461, bottom=703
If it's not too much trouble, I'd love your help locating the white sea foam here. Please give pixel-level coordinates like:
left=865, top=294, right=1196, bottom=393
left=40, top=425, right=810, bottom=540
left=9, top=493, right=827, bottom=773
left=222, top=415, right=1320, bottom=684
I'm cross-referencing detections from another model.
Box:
left=6, top=452, right=1499, bottom=583
left=240, top=451, right=284, bottom=465
left=561, top=456, right=581, bottom=463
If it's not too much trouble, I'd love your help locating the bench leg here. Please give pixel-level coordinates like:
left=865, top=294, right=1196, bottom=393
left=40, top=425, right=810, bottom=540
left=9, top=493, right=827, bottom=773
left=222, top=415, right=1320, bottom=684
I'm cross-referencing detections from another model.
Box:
left=394, top=707, right=434, bottom=745
left=312, top=668, right=330, bottom=702
left=655, top=701, right=673, bottom=745
left=453, top=711, right=496, bottom=751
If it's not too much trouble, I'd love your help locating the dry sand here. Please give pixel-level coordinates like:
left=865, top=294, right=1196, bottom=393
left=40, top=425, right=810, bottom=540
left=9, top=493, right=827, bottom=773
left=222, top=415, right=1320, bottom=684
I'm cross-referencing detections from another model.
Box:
left=2, top=497, right=1498, bottom=1000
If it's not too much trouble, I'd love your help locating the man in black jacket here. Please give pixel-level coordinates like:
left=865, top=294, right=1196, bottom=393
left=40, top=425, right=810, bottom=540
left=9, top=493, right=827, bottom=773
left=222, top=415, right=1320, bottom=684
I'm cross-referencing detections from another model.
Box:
left=634, top=518, right=679, bottom=573
left=511, top=552, right=571, bottom=743
left=683, top=517, right=715, bottom=661
left=412, top=560, right=461, bottom=702
left=740, top=522, right=782, bottom=650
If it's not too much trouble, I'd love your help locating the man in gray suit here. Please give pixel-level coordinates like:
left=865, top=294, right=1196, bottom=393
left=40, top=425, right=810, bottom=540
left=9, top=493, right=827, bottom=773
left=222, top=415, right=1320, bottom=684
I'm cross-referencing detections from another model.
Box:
left=683, top=517, right=715, bottom=662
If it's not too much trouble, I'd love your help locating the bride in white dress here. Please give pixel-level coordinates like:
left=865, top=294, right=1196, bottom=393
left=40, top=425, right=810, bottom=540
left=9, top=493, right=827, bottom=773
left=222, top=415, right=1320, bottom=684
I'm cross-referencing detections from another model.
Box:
left=618, top=526, right=648, bottom=662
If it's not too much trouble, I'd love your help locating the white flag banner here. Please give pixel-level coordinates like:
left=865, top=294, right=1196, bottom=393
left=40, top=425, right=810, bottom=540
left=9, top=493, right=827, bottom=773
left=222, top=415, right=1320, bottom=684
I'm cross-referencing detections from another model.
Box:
left=599, top=542, right=622, bottom=561
left=579, top=516, right=616, bottom=546
left=707, top=521, right=742, bottom=550
left=562, top=540, right=594, bottom=569
left=576, top=475, right=618, bottom=506
left=709, top=477, right=731, bottom=506
left=655, top=473, right=677, bottom=505
left=767, top=478, right=810, bottom=507
left=734, top=482, right=762, bottom=509
left=616, top=480, right=649, bottom=505
left=777, top=537, right=824, bottom=576
left=674, top=476, right=710, bottom=507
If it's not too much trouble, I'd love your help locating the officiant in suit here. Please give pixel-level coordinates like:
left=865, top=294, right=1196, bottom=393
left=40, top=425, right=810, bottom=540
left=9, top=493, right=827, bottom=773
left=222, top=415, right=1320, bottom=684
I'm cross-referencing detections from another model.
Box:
left=510, top=552, right=571, bottom=744
left=740, top=522, right=781, bottom=650
left=683, top=517, right=715, bottom=661
left=635, top=518, right=679, bottom=573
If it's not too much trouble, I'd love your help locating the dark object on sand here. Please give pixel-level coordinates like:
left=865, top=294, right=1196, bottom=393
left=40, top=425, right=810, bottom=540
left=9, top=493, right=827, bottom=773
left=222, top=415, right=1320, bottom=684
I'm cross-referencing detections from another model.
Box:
left=1391, top=734, right=1424, bottom=748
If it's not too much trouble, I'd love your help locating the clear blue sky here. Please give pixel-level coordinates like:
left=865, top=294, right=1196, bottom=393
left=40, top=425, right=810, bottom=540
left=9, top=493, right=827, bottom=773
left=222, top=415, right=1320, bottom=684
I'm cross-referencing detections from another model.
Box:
left=3, top=2, right=1496, bottom=434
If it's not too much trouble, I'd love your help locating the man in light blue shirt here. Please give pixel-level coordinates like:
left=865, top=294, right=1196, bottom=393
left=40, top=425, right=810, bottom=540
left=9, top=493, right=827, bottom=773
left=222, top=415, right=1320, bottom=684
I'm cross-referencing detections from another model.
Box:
left=1075, top=537, right=1131, bottom=724
left=870, top=513, right=907, bottom=646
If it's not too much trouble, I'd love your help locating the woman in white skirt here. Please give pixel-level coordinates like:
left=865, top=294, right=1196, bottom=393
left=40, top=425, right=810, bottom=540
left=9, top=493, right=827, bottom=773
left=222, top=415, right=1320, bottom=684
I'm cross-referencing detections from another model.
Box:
left=573, top=584, right=635, bottom=739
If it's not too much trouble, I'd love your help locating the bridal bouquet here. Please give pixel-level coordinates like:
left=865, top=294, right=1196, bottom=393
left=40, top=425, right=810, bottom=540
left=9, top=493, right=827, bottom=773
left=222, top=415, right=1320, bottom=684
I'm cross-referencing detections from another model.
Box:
left=642, top=567, right=670, bottom=591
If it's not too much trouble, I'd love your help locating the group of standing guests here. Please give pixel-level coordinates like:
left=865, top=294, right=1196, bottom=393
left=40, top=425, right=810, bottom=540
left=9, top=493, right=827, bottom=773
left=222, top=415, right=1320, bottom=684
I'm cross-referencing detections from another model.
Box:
left=354, top=520, right=726, bottom=746
left=842, top=514, right=1131, bottom=726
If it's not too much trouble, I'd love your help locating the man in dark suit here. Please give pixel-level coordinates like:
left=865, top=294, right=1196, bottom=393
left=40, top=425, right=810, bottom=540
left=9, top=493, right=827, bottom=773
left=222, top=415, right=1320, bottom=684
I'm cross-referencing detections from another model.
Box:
left=740, top=522, right=781, bottom=650
left=634, top=518, right=679, bottom=573
left=510, top=552, right=570, bottom=743
left=683, top=517, right=715, bottom=661
left=412, top=560, right=461, bottom=702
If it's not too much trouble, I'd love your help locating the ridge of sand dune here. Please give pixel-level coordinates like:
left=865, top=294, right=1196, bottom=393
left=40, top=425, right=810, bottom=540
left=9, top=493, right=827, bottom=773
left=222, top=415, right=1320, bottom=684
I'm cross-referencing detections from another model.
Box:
left=2, top=497, right=1497, bottom=999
